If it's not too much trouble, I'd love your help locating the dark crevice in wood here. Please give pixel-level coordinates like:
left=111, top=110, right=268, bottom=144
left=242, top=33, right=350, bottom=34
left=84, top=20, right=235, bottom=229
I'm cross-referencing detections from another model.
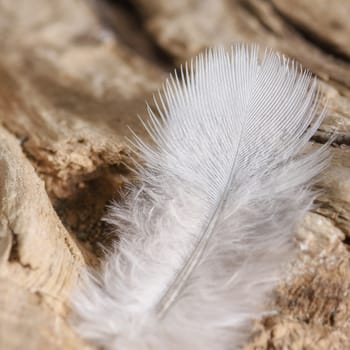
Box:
left=92, top=0, right=174, bottom=70
left=8, top=228, right=20, bottom=263
left=311, top=130, right=350, bottom=146
left=7, top=223, right=34, bottom=270
left=238, top=0, right=278, bottom=36
left=53, top=165, right=128, bottom=256
left=342, top=235, right=350, bottom=246
left=269, top=1, right=350, bottom=64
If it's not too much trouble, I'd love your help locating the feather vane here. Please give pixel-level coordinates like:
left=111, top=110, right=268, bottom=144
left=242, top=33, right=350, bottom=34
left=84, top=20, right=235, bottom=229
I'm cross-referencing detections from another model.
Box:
left=71, top=44, right=329, bottom=350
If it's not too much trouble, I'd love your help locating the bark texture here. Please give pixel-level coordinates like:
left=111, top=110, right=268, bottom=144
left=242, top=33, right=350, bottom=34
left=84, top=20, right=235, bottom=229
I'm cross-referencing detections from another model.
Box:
left=0, top=0, right=349, bottom=349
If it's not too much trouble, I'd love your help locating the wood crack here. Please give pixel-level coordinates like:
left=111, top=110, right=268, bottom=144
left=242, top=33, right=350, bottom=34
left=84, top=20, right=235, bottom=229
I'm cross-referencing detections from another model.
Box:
left=7, top=223, right=35, bottom=270
left=268, top=1, right=350, bottom=63
left=93, top=0, right=174, bottom=69
left=312, top=130, right=350, bottom=146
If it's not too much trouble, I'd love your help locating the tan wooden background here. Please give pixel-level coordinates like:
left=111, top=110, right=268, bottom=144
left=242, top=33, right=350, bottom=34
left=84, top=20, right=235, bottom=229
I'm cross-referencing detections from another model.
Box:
left=0, top=0, right=349, bottom=349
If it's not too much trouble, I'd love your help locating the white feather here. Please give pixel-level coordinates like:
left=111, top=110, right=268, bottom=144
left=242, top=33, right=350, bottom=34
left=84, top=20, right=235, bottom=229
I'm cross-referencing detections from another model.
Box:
left=71, top=44, right=329, bottom=350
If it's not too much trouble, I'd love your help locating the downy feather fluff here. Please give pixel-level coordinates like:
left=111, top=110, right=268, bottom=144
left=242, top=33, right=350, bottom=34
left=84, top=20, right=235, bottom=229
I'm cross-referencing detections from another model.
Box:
left=71, top=44, right=329, bottom=350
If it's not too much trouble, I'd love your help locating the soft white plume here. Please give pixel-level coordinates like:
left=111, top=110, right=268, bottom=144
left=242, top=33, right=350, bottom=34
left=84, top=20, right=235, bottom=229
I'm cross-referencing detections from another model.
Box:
left=71, top=44, right=329, bottom=350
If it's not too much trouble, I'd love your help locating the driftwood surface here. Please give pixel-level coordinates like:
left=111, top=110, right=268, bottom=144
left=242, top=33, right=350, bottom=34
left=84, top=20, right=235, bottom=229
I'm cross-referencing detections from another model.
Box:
left=0, top=0, right=349, bottom=349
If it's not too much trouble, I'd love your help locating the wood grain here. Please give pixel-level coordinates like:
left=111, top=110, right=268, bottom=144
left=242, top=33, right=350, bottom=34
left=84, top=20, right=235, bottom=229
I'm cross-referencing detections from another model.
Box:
left=0, top=0, right=349, bottom=348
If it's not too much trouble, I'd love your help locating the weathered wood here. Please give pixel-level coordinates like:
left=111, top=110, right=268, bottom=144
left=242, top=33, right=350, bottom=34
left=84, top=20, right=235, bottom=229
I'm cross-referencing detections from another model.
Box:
left=0, top=127, right=89, bottom=349
left=0, top=0, right=349, bottom=348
